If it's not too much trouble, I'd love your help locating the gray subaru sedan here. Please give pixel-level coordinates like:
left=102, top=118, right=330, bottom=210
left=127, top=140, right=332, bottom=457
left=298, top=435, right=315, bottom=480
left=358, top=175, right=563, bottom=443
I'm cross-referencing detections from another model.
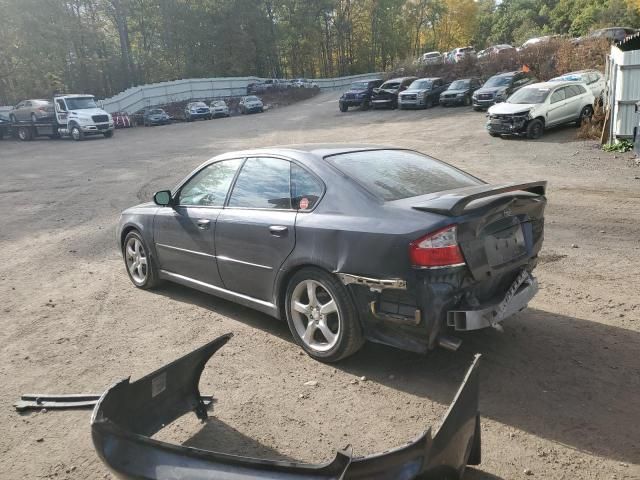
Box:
left=118, top=145, right=546, bottom=362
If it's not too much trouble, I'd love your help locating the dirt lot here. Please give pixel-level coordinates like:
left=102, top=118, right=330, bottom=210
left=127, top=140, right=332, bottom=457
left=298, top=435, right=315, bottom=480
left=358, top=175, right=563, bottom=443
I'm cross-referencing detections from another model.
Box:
left=1, top=91, right=639, bottom=480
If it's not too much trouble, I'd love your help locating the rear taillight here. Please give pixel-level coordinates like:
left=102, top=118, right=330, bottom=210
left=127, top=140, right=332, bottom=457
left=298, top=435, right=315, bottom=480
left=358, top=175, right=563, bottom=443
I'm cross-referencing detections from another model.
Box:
left=409, top=225, right=465, bottom=268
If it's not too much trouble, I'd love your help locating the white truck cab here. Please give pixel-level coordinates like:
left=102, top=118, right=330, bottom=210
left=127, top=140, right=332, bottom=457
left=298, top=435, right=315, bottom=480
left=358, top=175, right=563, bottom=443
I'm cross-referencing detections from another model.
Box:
left=54, top=94, right=114, bottom=140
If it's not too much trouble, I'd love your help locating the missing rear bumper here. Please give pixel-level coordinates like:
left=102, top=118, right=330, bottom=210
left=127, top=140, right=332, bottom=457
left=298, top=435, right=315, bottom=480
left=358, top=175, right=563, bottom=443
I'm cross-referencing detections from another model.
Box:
left=91, top=334, right=482, bottom=479
left=447, top=272, right=538, bottom=331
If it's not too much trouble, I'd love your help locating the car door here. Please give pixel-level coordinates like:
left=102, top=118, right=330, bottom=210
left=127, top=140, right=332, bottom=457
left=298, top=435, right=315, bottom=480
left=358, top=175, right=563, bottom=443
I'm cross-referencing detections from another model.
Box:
left=566, top=85, right=588, bottom=120
left=215, top=156, right=297, bottom=302
left=547, top=87, right=569, bottom=126
left=14, top=101, right=27, bottom=121
left=153, top=158, right=243, bottom=286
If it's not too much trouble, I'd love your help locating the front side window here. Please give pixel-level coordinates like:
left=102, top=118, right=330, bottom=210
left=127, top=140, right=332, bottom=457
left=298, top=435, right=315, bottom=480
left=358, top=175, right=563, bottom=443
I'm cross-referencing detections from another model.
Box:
left=178, top=159, right=243, bottom=207
left=291, top=164, right=323, bottom=210
left=326, top=150, right=481, bottom=202
left=228, top=157, right=291, bottom=209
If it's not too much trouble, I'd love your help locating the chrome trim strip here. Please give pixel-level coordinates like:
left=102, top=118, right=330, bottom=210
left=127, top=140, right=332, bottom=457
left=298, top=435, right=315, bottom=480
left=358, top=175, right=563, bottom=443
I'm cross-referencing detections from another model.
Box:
left=155, top=243, right=215, bottom=258
left=216, top=255, right=273, bottom=270
left=160, top=270, right=276, bottom=309
left=413, top=262, right=466, bottom=270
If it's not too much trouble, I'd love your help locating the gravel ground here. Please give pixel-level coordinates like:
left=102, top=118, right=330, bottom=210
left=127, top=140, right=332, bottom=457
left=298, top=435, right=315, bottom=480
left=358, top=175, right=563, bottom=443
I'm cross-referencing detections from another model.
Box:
left=0, top=91, right=639, bottom=480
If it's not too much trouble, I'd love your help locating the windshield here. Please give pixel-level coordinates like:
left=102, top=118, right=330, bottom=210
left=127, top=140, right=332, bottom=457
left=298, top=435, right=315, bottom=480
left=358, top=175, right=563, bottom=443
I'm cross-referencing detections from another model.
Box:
left=507, top=87, right=550, bottom=104
left=326, top=150, right=480, bottom=201
left=409, top=80, right=432, bottom=90
left=351, top=81, right=369, bottom=89
left=245, top=96, right=259, bottom=102
left=424, top=52, right=439, bottom=58
left=381, top=81, right=400, bottom=90
left=149, top=109, right=164, bottom=115
left=483, top=75, right=512, bottom=88
left=449, top=80, right=470, bottom=90
left=65, top=97, right=97, bottom=110
left=212, top=101, right=226, bottom=107
left=192, top=102, right=207, bottom=108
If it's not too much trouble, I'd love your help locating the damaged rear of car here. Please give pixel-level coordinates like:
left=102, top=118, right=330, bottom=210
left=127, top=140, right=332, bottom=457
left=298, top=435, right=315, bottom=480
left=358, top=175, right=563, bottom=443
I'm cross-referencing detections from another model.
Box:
left=91, top=333, right=482, bottom=480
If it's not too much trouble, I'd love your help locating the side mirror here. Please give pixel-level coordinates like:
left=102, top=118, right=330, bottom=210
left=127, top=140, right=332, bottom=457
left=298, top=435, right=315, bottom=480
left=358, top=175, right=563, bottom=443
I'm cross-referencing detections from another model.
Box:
left=153, top=190, right=173, bottom=206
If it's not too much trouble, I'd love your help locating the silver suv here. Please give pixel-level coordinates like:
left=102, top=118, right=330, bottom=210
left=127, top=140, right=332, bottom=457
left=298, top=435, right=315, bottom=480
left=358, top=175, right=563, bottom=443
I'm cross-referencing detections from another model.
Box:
left=487, top=81, right=595, bottom=139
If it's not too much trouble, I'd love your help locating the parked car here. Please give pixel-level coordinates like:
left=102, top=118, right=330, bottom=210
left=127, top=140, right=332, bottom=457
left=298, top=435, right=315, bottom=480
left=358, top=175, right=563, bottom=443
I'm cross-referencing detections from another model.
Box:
left=0, top=110, right=10, bottom=139
left=472, top=71, right=537, bottom=110
left=290, top=78, right=317, bottom=88
left=587, top=27, right=638, bottom=43
left=111, top=112, right=132, bottom=128
left=143, top=108, right=171, bottom=126
left=184, top=102, right=211, bottom=121
left=487, top=81, right=595, bottom=139
left=9, top=99, right=54, bottom=122
left=421, top=51, right=443, bottom=65
left=239, top=96, right=264, bottom=114
left=453, top=47, right=476, bottom=62
left=440, top=78, right=483, bottom=107
left=371, top=77, right=417, bottom=109
left=209, top=100, right=230, bottom=118
left=549, top=70, right=605, bottom=102
left=117, top=145, right=546, bottom=361
left=443, top=50, right=456, bottom=64
left=339, top=78, right=383, bottom=111
left=520, top=35, right=558, bottom=49
left=398, top=77, right=448, bottom=109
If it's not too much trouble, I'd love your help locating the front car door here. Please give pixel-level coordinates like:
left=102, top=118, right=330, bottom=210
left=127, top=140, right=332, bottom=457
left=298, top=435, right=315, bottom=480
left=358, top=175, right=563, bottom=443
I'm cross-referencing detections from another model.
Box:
left=153, top=158, right=243, bottom=286
left=214, top=156, right=297, bottom=302
left=547, top=86, right=569, bottom=126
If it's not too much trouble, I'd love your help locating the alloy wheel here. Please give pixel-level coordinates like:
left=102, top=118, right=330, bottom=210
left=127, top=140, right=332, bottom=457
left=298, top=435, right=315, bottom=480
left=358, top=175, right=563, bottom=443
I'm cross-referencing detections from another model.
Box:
left=125, top=237, right=148, bottom=284
left=290, top=280, right=341, bottom=353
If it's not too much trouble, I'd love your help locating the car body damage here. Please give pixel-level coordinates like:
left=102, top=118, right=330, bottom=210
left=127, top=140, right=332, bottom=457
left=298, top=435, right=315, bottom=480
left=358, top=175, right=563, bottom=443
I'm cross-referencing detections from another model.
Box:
left=91, top=334, right=482, bottom=479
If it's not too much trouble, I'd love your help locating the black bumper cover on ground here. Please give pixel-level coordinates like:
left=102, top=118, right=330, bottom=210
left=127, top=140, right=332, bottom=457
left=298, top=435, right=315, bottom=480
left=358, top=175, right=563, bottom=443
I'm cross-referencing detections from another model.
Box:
left=91, top=333, right=481, bottom=479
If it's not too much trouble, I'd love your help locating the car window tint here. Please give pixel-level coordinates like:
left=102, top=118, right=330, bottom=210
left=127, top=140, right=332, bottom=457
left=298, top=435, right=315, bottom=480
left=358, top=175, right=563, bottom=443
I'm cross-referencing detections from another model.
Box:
left=291, top=164, right=323, bottom=210
left=179, top=159, right=243, bottom=207
left=228, top=157, right=291, bottom=209
left=550, top=88, right=566, bottom=103
left=327, top=150, right=481, bottom=201
left=568, top=85, right=584, bottom=96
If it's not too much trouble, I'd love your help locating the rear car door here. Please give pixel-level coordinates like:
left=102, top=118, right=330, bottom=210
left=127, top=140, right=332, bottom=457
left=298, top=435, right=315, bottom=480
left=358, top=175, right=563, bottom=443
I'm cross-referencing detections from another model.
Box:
left=215, top=157, right=297, bottom=302
left=564, top=85, right=586, bottom=121
left=153, top=158, right=243, bottom=286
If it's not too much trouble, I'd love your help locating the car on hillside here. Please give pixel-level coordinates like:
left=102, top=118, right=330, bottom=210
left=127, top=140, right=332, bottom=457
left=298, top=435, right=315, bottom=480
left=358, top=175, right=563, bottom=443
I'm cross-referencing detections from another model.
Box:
left=371, top=77, right=417, bottom=109
left=143, top=108, right=171, bottom=126
left=9, top=99, right=54, bottom=122
left=586, top=27, right=638, bottom=43
left=472, top=71, right=537, bottom=110
left=117, top=145, right=546, bottom=362
left=479, top=44, right=515, bottom=61
left=520, top=35, right=559, bottom=50
left=421, top=51, right=443, bottom=65
left=398, top=77, right=448, bottom=109
left=453, top=47, right=476, bottom=62
left=0, top=110, right=10, bottom=139
left=184, top=102, right=211, bottom=121
left=549, top=70, right=605, bottom=102
left=209, top=100, right=230, bottom=118
left=440, top=78, right=483, bottom=107
left=339, top=78, right=383, bottom=111
left=290, top=78, right=318, bottom=88
left=239, top=96, right=264, bottom=114
left=486, top=81, right=595, bottom=139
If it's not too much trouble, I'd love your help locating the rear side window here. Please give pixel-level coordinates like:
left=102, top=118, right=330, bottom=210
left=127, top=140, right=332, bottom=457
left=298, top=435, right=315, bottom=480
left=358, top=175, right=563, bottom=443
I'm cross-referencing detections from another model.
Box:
left=326, top=150, right=480, bottom=201
left=228, top=157, right=291, bottom=209
left=179, top=159, right=243, bottom=206
left=291, top=164, right=323, bottom=210
left=550, top=88, right=566, bottom=103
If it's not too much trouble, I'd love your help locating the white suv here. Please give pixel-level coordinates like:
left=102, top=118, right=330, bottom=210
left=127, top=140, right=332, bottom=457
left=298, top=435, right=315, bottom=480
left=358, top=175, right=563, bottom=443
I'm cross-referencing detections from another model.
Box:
left=486, top=81, right=595, bottom=139
left=549, top=70, right=605, bottom=103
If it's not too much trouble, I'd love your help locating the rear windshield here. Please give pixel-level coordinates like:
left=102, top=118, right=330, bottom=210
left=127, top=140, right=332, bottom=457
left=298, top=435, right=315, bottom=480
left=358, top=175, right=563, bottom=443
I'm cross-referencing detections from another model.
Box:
left=326, top=150, right=480, bottom=201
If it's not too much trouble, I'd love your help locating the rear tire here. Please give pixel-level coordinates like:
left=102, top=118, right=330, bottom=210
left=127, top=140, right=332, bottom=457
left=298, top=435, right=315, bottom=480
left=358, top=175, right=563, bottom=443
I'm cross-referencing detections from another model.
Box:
left=526, top=118, right=544, bottom=139
left=17, top=126, right=33, bottom=141
left=285, top=267, right=364, bottom=363
left=577, top=105, right=593, bottom=126
left=122, top=230, right=160, bottom=289
left=464, top=95, right=471, bottom=106
left=103, top=130, right=114, bottom=138
left=425, top=97, right=434, bottom=108
left=361, top=100, right=370, bottom=111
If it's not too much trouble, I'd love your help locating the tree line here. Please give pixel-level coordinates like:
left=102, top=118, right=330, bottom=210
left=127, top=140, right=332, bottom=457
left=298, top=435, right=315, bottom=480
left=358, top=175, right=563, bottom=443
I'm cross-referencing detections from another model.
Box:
left=1, top=0, right=639, bottom=104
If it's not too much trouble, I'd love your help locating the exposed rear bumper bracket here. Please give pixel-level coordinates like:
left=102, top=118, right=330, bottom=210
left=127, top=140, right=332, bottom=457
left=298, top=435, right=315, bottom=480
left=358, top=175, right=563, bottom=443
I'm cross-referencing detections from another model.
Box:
left=447, top=273, right=538, bottom=331
left=337, top=273, right=406, bottom=292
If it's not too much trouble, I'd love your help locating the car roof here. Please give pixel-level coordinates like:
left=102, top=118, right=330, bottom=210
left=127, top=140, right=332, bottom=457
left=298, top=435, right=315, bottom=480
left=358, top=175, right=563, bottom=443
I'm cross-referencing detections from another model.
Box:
left=522, top=81, right=581, bottom=89
left=212, top=144, right=405, bottom=162
left=384, top=77, right=416, bottom=82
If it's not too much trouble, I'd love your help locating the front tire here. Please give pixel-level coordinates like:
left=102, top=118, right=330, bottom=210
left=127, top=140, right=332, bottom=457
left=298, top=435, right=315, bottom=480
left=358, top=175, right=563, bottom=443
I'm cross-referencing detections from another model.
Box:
left=70, top=124, right=84, bottom=141
left=526, top=118, right=544, bottom=139
left=339, top=102, right=348, bottom=112
left=103, top=130, right=114, bottom=138
left=122, top=230, right=160, bottom=289
left=285, top=267, right=364, bottom=362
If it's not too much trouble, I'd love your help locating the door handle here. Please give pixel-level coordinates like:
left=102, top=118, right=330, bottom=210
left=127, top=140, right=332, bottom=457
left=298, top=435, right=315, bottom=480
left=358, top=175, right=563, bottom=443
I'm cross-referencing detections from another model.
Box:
left=269, top=225, right=288, bottom=236
left=196, top=219, right=210, bottom=229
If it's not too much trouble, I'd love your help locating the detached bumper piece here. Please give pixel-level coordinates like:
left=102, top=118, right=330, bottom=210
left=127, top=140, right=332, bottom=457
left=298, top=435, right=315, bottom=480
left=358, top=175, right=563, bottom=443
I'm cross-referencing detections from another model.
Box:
left=91, top=333, right=482, bottom=480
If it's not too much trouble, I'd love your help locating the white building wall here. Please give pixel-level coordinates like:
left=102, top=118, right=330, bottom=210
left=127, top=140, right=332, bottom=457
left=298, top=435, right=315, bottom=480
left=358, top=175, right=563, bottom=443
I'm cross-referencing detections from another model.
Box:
left=609, top=46, right=640, bottom=139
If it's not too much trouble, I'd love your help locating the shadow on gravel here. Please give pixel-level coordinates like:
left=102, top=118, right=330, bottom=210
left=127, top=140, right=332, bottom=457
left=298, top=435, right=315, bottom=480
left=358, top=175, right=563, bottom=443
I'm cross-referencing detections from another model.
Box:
left=154, top=284, right=640, bottom=465
left=184, top=417, right=295, bottom=462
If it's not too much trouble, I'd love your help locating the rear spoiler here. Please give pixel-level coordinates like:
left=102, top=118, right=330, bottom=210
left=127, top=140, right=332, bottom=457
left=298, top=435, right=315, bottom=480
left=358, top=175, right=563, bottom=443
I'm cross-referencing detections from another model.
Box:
left=412, top=181, right=547, bottom=216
